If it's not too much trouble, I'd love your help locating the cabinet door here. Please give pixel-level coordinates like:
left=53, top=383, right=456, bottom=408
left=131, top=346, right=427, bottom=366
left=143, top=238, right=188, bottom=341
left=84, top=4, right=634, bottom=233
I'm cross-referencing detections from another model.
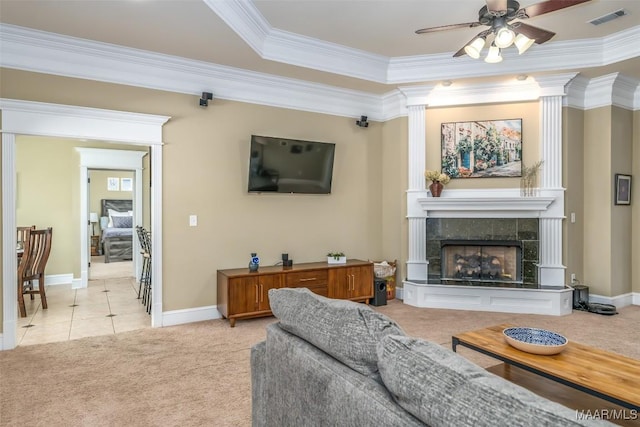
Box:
left=349, top=266, right=374, bottom=299
left=257, top=274, right=281, bottom=311
left=228, top=276, right=259, bottom=315
left=328, top=268, right=349, bottom=299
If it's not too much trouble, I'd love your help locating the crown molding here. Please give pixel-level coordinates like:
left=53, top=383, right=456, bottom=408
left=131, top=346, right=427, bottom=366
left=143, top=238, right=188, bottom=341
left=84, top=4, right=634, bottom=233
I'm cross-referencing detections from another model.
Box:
left=206, top=0, right=639, bottom=85
left=263, top=28, right=388, bottom=82
left=565, top=75, right=590, bottom=109
left=397, top=76, right=574, bottom=108
left=0, top=24, right=384, bottom=121
left=202, top=0, right=270, bottom=53
left=204, top=0, right=388, bottom=83
left=0, top=24, right=637, bottom=121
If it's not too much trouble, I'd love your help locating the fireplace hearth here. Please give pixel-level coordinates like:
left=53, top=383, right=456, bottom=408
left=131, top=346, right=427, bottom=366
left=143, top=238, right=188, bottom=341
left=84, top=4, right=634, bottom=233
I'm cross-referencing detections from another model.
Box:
left=441, top=240, right=523, bottom=287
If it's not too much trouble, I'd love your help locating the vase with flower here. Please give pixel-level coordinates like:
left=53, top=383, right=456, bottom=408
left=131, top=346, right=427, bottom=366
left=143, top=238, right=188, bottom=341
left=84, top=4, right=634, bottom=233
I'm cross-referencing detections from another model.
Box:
left=424, top=170, right=451, bottom=197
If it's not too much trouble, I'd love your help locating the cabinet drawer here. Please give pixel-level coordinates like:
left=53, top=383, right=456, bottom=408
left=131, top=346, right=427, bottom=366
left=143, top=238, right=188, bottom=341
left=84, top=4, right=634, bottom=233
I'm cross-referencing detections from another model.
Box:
left=286, top=270, right=328, bottom=288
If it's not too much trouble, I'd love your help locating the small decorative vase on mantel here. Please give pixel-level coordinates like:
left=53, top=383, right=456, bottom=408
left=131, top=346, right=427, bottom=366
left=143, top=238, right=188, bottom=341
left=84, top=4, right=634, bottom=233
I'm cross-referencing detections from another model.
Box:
left=424, top=170, right=450, bottom=198
left=429, top=181, right=444, bottom=197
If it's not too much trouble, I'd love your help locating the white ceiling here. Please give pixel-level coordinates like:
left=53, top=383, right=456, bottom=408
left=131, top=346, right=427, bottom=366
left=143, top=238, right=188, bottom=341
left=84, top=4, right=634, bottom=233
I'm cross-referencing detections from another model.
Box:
left=1, top=0, right=639, bottom=95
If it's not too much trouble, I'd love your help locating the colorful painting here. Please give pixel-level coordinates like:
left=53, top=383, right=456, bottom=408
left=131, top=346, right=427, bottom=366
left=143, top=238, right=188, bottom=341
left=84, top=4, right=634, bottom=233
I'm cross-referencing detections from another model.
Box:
left=441, top=119, right=522, bottom=178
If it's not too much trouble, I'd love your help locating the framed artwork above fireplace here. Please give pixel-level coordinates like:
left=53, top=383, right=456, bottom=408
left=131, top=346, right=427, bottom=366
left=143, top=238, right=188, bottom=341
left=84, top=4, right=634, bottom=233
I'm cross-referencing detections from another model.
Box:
left=441, top=119, right=522, bottom=179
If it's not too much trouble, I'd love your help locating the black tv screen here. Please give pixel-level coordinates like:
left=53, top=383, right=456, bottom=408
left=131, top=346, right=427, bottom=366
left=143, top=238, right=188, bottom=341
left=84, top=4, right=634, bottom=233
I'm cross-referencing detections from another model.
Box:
left=248, top=135, right=335, bottom=194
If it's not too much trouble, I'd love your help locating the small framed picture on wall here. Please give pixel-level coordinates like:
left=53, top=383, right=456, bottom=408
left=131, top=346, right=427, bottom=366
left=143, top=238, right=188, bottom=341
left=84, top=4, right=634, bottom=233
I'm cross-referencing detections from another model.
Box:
left=107, top=177, right=120, bottom=191
left=614, top=174, right=631, bottom=205
left=121, top=178, right=133, bottom=192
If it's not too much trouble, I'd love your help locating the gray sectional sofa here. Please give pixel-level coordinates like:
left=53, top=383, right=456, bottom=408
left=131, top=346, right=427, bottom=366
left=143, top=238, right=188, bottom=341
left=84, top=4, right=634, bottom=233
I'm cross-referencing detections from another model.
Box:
left=251, top=288, right=613, bottom=427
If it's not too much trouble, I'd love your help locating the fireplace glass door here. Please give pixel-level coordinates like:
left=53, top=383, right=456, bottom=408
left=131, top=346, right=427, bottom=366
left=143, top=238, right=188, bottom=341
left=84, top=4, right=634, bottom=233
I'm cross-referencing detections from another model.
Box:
left=441, top=240, right=522, bottom=285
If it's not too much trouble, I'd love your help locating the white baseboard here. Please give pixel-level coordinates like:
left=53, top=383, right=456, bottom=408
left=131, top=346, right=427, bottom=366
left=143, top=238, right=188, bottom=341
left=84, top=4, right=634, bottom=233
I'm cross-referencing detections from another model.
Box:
left=161, top=305, right=222, bottom=327
left=590, top=292, right=638, bottom=308
left=0, top=334, right=3, bottom=350
left=44, top=273, right=74, bottom=286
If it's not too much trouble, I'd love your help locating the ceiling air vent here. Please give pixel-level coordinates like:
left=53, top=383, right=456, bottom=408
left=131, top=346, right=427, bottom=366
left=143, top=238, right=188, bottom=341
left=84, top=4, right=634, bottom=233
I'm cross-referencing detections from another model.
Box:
left=588, top=9, right=629, bottom=26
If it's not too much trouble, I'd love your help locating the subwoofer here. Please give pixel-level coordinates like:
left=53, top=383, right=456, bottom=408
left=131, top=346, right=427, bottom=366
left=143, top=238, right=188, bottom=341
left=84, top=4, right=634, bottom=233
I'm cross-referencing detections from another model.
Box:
left=371, top=278, right=387, bottom=306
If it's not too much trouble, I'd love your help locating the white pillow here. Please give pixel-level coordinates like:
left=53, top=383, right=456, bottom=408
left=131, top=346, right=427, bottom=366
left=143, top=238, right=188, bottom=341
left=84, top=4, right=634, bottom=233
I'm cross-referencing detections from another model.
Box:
left=107, top=209, right=133, bottom=227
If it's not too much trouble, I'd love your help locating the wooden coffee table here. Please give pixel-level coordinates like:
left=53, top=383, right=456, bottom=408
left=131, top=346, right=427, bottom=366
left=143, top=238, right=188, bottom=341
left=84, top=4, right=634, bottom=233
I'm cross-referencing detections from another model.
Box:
left=452, top=324, right=640, bottom=411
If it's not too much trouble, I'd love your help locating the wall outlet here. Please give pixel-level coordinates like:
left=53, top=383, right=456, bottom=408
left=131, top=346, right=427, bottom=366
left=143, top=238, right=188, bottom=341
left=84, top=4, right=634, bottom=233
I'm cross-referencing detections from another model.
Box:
left=570, top=212, right=576, bottom=223
left=570, top=273, right=576, bottom=283
left=189, top=214, right=197, bottom=227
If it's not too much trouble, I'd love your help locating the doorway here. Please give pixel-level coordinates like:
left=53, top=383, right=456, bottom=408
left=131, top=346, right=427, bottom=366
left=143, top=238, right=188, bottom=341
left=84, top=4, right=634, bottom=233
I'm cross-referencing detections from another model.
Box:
left=2, top=98, right=169, bottom=350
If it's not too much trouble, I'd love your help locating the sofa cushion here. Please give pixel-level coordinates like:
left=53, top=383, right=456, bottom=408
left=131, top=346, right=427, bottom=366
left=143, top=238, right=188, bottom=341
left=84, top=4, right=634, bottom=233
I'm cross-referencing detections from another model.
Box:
left=268, top=287, right=405, bottom=378
left=377, top=335, right=610, bottom=427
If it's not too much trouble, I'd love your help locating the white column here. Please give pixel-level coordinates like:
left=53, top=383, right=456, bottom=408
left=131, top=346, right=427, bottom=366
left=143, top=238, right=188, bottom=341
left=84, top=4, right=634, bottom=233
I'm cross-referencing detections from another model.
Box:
left=538, top=94, right=566, bottom=287
left=2, top=133, right=18, bottom=349
left=406, top=104, right=428, bottom=281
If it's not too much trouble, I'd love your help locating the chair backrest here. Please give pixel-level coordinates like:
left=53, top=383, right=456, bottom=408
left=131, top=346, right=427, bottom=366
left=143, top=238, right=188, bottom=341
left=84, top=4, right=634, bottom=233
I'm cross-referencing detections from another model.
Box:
left=136, top=226, right=151, bottom=255
left=17, top=225, right=36, bottom=249
left=17, top=228, right=33, bottom=278
left=21, top=228, right=53, bottom=280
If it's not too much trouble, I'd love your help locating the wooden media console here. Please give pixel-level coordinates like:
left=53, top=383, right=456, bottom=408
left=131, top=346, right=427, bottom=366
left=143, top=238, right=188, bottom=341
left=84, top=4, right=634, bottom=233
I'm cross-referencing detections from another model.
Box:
left=217, top=259, right=373, bottom=327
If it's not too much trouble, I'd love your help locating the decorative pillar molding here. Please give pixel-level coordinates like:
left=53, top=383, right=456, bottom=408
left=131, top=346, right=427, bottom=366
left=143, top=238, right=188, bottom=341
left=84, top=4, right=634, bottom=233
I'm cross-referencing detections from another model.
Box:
left=535, top=73, right=576, bottom=287
left=539, top=95, right=563, bottom=189
left=406, top=104, right=428, bottom=281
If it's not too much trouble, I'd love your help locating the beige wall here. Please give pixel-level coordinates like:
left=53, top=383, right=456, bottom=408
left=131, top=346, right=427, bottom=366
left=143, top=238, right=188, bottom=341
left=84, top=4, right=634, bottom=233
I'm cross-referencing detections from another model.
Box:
left=563, top=108, right=585, bottom=285
left=583, top=107, right=613, bottom=295
left=380, top=116, right=408, bottom=281
left=610, top=107, right=634, bottom=297
left=583, top=106, right=636, bottom=297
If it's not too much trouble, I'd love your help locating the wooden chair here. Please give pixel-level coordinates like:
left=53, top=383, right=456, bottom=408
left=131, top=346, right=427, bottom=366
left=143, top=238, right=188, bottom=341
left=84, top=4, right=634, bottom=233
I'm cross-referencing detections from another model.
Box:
left=17, top=228, right=53, bottom=318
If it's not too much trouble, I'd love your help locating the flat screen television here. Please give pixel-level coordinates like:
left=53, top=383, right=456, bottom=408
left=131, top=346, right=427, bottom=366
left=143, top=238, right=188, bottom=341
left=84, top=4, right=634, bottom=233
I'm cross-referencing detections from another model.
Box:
left=248, top=135, right=335, bottom=194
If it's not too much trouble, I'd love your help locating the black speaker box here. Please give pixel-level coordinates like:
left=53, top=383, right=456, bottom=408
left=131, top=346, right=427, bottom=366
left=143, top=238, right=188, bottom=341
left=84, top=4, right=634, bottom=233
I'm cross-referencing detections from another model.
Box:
left=371, top=278, right=387, bottom=306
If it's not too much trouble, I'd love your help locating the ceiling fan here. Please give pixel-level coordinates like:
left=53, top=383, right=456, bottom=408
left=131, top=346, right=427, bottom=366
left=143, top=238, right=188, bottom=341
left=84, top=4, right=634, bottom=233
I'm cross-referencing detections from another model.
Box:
left=415, top=0, right=592, bottom=63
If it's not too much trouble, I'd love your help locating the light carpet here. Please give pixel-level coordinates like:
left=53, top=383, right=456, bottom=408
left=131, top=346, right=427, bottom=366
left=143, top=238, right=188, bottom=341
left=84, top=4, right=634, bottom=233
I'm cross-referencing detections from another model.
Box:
left=1, top=300, right=638, bottom=427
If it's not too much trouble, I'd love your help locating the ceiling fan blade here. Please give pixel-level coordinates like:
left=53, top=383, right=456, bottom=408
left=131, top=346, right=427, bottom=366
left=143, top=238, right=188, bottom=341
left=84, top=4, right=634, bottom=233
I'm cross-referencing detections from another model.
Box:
left=512, top=22, right=556, bottom=44
left=519, top=0, right=592, bottom=19
left=486, top=0, right=508, bottom=13
left=453, top=45, right=469, bottom=57
left=415, top=22, right=481, bottom=34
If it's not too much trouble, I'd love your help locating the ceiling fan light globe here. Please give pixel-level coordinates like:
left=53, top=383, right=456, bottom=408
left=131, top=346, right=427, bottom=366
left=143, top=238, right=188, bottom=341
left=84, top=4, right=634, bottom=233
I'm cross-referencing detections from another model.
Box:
left=485, top=45, right=503, bottom=63
left=514, top=33, right=535, bottom=54
left=464, top=37, right=486, bottom=59
left=494, top=27, right=515, bottom=48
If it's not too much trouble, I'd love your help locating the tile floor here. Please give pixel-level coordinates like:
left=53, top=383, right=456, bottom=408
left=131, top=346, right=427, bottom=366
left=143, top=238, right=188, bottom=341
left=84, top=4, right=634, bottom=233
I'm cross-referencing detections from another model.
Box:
left=17, top=274, right=150, bottom=346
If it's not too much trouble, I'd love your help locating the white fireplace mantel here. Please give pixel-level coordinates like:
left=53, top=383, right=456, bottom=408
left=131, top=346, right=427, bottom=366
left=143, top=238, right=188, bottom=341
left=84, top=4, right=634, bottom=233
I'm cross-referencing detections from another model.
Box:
left=408, top=188, right=560, bottom=219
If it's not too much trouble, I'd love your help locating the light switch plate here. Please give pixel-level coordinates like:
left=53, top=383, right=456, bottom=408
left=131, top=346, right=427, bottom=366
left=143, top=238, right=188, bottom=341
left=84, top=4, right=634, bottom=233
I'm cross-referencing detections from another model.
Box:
left=189, top=215, right=197, bottom=226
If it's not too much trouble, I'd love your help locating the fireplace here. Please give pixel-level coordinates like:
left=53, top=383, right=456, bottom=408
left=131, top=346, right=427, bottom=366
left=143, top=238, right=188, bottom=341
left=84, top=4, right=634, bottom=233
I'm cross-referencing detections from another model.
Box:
left=440, top=240, right=523, bottom=287
left=426, top=217, right=540, bottom=289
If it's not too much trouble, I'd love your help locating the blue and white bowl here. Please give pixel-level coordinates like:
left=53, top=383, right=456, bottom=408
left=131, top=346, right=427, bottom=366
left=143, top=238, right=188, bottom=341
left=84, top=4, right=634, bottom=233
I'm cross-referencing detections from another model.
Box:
left=503, top=327, right=568, bottom=355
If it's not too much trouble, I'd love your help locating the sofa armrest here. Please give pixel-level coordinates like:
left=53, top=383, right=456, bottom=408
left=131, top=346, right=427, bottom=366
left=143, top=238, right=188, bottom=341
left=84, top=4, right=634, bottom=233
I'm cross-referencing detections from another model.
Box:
left=251, top=340, right=267, bottom=427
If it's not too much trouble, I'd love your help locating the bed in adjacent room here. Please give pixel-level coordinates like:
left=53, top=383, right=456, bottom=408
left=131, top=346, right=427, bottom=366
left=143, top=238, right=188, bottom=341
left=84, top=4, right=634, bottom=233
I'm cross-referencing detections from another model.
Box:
left=100, top=199, right=133, bottom=263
